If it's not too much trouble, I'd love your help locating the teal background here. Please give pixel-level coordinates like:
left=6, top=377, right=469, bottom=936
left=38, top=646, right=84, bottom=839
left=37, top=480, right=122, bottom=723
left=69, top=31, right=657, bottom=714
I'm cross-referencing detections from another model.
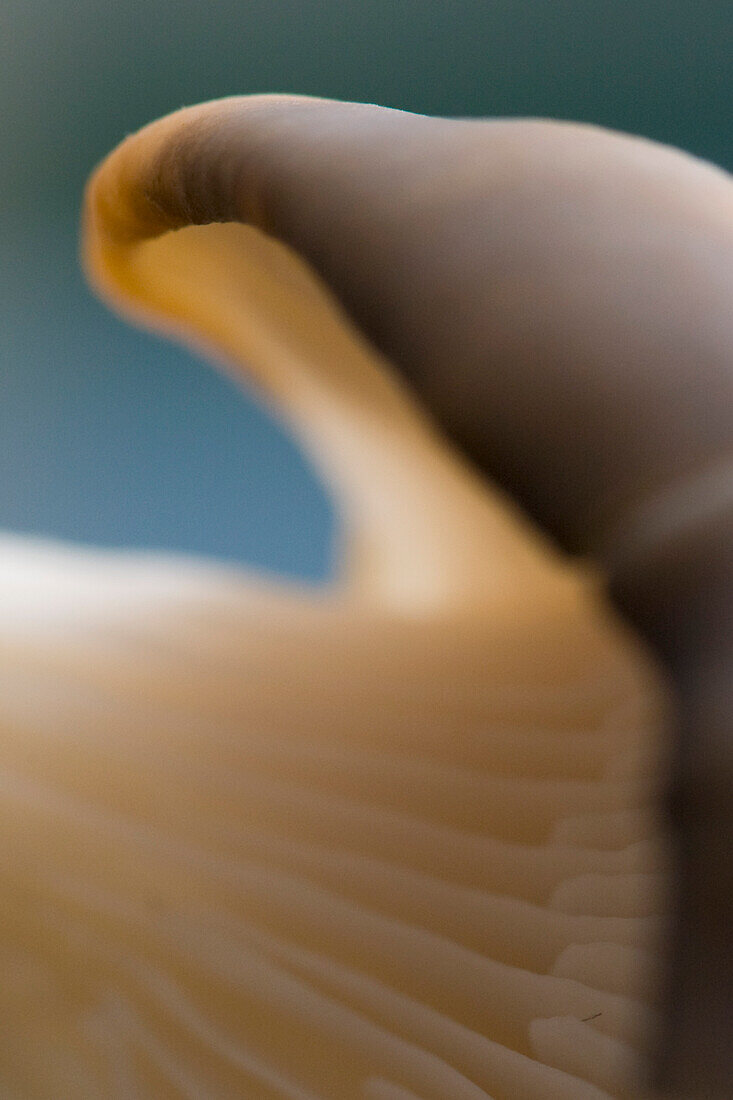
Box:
left=1, top=1, right=730, bottom=580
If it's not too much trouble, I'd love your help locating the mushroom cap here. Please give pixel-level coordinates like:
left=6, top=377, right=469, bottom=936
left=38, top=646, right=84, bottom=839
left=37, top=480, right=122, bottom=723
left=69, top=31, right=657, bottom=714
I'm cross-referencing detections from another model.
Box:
left=0, top=96, right=673, bottom=1097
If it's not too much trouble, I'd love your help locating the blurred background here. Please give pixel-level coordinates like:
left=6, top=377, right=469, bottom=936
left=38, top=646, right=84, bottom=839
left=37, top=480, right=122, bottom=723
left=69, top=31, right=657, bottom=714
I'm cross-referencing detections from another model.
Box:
left=1, top=0, right=730, bottom=583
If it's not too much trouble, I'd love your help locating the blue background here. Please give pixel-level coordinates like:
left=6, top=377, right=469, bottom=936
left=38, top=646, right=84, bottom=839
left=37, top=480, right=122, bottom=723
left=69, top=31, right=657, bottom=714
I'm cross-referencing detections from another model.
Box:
left=1, top=1, right=730, bottom=582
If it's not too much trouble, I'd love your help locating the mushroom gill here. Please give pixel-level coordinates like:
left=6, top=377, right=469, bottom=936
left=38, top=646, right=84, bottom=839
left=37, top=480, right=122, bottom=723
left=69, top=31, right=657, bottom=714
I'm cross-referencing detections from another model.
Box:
left=0, top=97, right=669, bottom=1098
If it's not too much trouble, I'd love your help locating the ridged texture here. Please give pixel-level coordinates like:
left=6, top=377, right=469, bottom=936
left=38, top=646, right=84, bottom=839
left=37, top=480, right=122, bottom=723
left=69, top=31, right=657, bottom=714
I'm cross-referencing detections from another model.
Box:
left=0, top=536, right=665, bottom=1098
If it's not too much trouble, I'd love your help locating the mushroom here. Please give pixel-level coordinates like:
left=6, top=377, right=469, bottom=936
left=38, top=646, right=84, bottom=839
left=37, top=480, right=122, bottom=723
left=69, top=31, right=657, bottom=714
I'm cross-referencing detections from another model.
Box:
left=3, top=94, right=729, bottom=1097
